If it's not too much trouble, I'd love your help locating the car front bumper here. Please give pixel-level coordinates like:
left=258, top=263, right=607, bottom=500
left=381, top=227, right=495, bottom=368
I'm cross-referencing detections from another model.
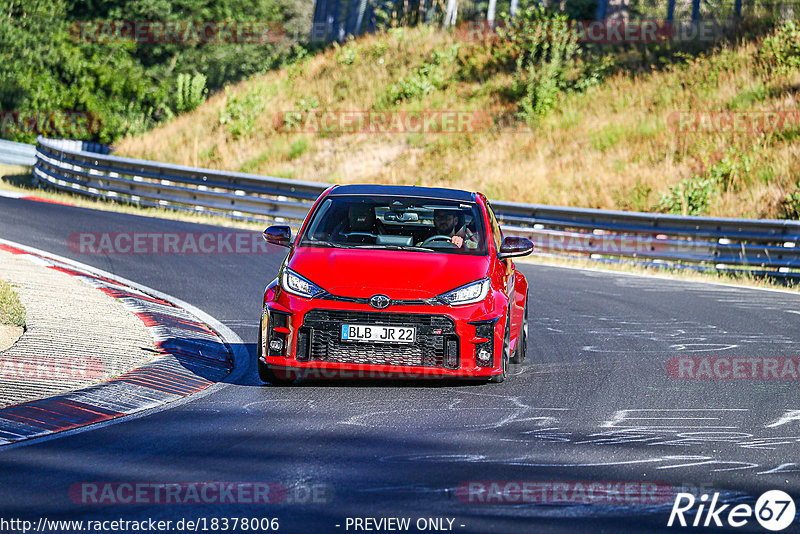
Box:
left=260, top=289, right=507, bottom=380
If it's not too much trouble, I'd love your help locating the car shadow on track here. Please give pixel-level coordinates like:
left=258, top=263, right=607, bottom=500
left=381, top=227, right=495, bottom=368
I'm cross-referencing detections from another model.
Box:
left=223, top=342, right=496, bottom=388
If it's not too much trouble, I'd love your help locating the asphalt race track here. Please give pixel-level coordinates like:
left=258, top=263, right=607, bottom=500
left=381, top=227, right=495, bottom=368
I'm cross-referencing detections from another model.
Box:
left=1, top=195, right=800, bottom=533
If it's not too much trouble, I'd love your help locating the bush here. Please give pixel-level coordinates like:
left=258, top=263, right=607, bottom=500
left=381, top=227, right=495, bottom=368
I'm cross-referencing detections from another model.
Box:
left=708, top=150, right=753, bottom=193
left=758, top=21, right=800, bottom=75
left=781, top=185, right=800, bottom=219
left=219, top=87, right=269, bottom=140
left=656, top=175, right=719, bottom=216
left=174, top=73, right=208, bottom=114
left=492, top=8, right=581, bottom=123
left=382, top=45, right=460, bottom=104
left=655, top=149, right=757, bottom=215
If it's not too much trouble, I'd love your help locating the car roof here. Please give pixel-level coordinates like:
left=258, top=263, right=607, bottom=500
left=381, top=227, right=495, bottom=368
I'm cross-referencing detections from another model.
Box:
left=327, top=184, right=477, bottom=202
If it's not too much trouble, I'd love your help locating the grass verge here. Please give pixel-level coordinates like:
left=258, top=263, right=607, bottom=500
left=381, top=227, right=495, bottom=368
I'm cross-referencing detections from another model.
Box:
left=0, top=279, right=26, bottom=327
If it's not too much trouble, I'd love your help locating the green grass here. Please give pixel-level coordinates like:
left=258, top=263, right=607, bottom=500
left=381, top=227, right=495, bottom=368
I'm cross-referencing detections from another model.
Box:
left=0, top=280, right=25, bottom=327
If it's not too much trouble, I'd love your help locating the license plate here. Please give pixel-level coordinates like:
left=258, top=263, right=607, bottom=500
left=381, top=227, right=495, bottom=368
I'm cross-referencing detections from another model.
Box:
left=341, top=324, right=416, bottom=344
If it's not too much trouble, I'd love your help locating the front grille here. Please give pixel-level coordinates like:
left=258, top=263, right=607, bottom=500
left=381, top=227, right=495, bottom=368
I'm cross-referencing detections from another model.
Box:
left=300, top=310, right=458, bottom=368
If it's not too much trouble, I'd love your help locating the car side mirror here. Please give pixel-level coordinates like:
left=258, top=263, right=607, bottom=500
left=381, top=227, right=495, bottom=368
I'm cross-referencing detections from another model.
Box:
left=263, top=225, right=292, bottom=248
left=498, top=236, right=534, bottom=259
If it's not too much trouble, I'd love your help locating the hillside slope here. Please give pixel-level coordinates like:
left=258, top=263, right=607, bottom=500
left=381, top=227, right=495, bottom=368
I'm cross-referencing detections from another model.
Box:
left=116, top=25, right=800, bottom=219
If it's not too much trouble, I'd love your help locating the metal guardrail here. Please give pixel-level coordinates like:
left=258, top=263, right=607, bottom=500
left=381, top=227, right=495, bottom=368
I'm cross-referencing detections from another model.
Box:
left=0, top=139, right=36, bottom=166
left=31, top=136, right=800, bottom=278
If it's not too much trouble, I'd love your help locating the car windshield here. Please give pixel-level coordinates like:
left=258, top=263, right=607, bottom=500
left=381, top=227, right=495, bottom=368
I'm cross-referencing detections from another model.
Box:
left=299, top=195, right=488, bottom=255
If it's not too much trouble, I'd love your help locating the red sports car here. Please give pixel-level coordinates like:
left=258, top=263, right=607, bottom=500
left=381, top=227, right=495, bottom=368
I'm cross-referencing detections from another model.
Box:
left=258, top=185, right=533, bottom=384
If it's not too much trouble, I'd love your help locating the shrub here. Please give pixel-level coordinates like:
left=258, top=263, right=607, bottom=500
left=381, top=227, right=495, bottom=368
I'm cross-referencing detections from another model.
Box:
left=758, top=21, right=800, bottom=75
left=708, top=150, right=753, bottom=193
left=496, top=8, right=580, bottom=123
left=174, top=73, right=208, bottom=114
left=656, top=175, right=719, bottom=215
left=288, top=137, right=309, bottom=159
left=218, top=87, right=268, bottom=140
left=781, top=185, right=800, bottom=219
left=382, top=45, right=460, bottom=104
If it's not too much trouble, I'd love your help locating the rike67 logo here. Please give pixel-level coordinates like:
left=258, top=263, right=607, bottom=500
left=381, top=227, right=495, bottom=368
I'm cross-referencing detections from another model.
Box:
left=668, top=490, right=796, bottom=531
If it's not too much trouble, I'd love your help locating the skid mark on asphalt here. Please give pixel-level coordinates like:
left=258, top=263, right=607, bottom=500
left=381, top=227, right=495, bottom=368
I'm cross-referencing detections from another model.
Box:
left=536, top=314, right=798, bottom=355
left=366, top=405, right=800, bottom=480
left=330, top=386, right=567, bottom=432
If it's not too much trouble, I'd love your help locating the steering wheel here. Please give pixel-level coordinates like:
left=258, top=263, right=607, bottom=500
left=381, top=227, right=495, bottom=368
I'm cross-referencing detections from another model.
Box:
left=421, top=235, right=457, bottom=248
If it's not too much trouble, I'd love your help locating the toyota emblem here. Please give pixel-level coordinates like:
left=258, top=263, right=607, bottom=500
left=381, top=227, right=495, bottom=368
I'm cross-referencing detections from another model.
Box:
left=369, top=294, right=391, bottom=309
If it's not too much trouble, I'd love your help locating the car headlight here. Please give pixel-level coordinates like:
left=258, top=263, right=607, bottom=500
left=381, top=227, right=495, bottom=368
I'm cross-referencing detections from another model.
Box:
left=438, top=278, right=490, bottom=306
left=281, top=268, right=324, bottom=298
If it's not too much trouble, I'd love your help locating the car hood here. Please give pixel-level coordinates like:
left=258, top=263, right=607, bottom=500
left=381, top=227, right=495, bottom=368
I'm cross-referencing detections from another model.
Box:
left=288, top=247, right=491, bottom=299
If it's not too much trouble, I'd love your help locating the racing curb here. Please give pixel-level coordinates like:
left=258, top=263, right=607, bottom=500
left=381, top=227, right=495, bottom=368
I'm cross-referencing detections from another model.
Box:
left=0, top=240, right=239, bottom=447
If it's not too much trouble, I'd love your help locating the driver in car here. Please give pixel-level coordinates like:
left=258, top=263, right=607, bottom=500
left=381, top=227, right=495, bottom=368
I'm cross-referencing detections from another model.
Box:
left=431, top=209, right=478, bottom=249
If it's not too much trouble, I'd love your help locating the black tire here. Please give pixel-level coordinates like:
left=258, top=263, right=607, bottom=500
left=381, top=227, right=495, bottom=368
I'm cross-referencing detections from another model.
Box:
left=257, top=321, right=295, bottom=385
left=510, top=298, right=528, bottom=364
left=488, top=315, right=510, bottom=383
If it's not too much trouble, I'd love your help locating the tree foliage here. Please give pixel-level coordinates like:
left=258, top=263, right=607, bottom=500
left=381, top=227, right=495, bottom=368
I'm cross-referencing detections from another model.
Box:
left=0, top=0, right=310, bottom=143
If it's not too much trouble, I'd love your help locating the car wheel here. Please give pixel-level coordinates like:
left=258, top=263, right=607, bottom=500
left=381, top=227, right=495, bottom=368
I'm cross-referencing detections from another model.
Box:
left=488, top=315, right=510, bottom=383
left=510, top=297, right=528, bottom=364
left=257, top=322, right=295, bottom=386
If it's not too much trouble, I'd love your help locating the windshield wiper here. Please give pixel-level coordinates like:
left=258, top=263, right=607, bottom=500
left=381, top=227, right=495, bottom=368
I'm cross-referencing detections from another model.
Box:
left=303, top=240, right=352, bottom=249
left=353, top=245, right=436, bottom=252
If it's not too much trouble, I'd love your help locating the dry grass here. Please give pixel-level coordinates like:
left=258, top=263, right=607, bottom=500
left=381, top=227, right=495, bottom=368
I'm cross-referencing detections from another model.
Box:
left=115, top=25, right=800, bottom=219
